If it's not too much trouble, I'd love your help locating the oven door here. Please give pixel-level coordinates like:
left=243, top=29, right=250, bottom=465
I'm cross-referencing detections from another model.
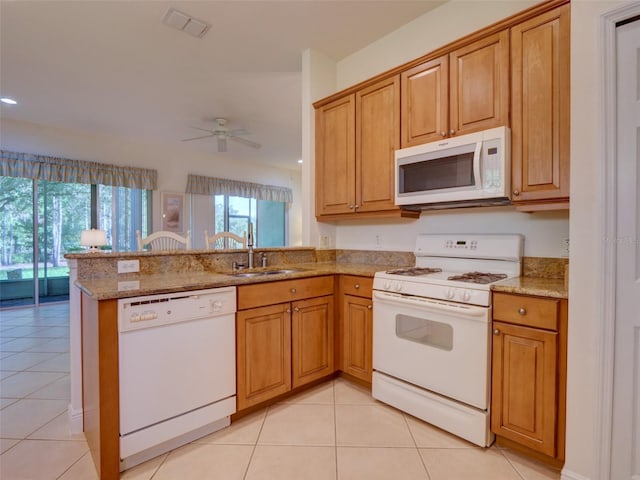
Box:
left=372, top=290, right=491, bottom=409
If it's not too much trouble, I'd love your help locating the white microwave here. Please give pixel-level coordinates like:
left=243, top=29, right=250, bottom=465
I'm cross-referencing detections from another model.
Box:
left=395, top=126, right=511, bottom=209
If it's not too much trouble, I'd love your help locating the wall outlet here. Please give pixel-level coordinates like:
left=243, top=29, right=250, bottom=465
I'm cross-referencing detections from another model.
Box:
left=118, top=259, right=140, bottom=274
left=561, top=238, right=570, bottom=257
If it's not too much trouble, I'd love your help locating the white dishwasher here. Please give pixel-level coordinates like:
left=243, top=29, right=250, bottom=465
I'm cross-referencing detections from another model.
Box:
left=118, top=286, right=236, bottom=470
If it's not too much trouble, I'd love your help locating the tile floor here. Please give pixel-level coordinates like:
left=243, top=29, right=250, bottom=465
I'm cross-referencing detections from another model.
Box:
left=1, top=303, right=562, bottom=480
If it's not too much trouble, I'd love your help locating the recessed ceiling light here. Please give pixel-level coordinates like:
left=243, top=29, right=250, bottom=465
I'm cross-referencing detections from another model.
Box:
left=297, top=159, right=303, bottom=164
left=1, top=98, right=17, bottom=105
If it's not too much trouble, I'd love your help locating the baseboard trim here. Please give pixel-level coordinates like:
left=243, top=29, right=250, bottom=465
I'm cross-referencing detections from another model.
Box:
left=561, top=469, right=591, bottom=480
left=68, top=404, right=83, bottom=434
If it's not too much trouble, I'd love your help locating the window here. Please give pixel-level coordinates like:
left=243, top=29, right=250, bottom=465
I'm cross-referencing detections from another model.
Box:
left=98, top=185, right=150, bottom=251
left=214, top=195, right=286, bottom=247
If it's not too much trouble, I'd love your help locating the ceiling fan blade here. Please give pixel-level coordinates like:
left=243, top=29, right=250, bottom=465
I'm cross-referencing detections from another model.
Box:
left=182, top=133, right=215, bottom=142
left=217, top=136, right=228, bottom=153
left=227, top=129, right=249, bottom=136
left=228, top=135, right=261, bottom=149
left=189, top=126, right=217, bottom=134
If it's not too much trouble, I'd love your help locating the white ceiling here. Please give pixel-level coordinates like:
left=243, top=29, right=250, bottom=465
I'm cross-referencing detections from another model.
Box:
left=0, top=1, right=443, bottom=170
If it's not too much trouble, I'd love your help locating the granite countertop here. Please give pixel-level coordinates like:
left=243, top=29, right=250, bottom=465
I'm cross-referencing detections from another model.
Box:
left=491, top=276, right=567, bottom=299
left=75, top=262, right=392, bottom=300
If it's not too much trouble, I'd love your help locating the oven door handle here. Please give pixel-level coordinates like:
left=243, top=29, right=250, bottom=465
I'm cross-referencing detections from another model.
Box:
left=373, top=290, right=488, bottom=319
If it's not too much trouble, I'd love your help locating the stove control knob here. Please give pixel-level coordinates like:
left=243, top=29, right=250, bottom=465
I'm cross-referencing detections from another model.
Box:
left=383, top=280, right=391, bottom=290
left=460, top=290, right=471, bottom=302
left=393, top=282, right=403, bottom=292
left=446, top=288, right=455, bottom=300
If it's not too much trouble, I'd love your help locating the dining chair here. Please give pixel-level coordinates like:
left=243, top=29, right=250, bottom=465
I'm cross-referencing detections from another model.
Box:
left=204, top=230, right=247, bottom=249
left=136, top=230, right=191, bottom=251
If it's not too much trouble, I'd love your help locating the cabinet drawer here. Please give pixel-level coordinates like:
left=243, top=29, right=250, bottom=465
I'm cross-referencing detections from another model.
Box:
left=493, top=292, right=559, bottom=331
left=341, top=275, right=373, bottom=298
left=238, top=275, right=335, bottom=310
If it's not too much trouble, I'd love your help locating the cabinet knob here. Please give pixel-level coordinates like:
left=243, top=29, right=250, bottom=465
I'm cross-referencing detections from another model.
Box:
left=518, top=307, right=526, bottom=315
left=294, top=307, right=300, bottom=312
left=513, top=190, right=520, bottom=196
left=493, top=329, right=500, bottom=335
left=440, top=131, right=447, bottom=137
left=449, top=129, right=456, bottom=135
left=290, top=288, right=297, bottom=294
left=354, top=204, right=360, bottom=209
left=367, top=305, right=373, bottom=310
left=354, top=284, right=360, bottom=289
left=286, top=308, right=291, bottom=314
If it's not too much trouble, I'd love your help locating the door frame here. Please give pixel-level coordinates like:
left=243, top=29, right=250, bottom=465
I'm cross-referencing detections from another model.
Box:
left=598, top=4, right=640, bottom=479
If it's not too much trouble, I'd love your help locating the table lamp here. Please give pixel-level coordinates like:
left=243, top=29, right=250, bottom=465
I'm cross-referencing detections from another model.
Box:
left=80, top=229, right=107, bottom=252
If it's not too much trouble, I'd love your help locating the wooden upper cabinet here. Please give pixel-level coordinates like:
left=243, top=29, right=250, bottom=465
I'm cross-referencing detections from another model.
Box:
left=400, top=30, right=509, bottom=148
left=510, top=4, right=570, bottom=208
left=356, top=75, right=400, bottom=213
left=315, top=94, right=356, bottom=216
left=401, top=55, right=449, bottom=147
left=449, top=30, right=510, bottom=136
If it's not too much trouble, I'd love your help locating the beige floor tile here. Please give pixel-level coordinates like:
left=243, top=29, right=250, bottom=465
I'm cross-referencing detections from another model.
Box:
left=152, top=443, right=253, bottom=480
left=0, top=439, right=88, bottom=480
left=194, top=409, right=266, bottom=445
left=0, top=371, right=66, bottom=397
left=0, top=398, right=68, bottom=438
left=501, top=448, right=562, bottom=480
left=27, top=374, right=70, bottom=400
left=0, top=370, right=17, bottom=381
left=404, top=414, right=475, bottom=448
left=245, top=445, right=336, bottom=480
left=28, top=412, right=85, bottom=441
left=0, top=337, right=52, bottom=352
left=120, top=453, right=168, bottom=480
left=1, top=438, right=19, bottom=454
left=280, top=380, right=335, bottom=404
left=419, top=447, right=522, bottom=480
left=30, top=326, right=69, bottom=338
left=57, top=451, right=99, bottom=480
left=0, top=397, right=19, bottom=409
left=0, top=326, right=47, bottom=338
left=334, top=378, right=378, bottom=405
left=26, top=337, right=69, bottom=353
left=0, top=352, right=59, bottom=371
left=28, top=352, right=70, bottom=372
left=335, top=404, right=415, bottom=447
left=258, top=403, right=335, bottom=446
left=337, top=446, right=429, bottom=480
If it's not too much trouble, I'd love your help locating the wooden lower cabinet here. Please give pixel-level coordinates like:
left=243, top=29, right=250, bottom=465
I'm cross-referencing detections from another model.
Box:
left=491, top=321, right=557, bottom=456
left=338, top=275, right=374, bottom=383
left=491, top=292, right=567, bottom=461
left=236, top=277, right=336, bottom=410
left=236, top=303, right=292, bottom=410
left=292, top=295, right=335, bottom=388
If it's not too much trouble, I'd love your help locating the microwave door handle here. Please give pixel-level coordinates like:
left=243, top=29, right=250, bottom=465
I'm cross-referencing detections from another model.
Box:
left=473, top=141, right=482, bottom=189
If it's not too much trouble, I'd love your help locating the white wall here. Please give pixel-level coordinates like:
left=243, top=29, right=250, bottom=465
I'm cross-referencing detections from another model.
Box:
left=1, top=118, right=303, bottom=246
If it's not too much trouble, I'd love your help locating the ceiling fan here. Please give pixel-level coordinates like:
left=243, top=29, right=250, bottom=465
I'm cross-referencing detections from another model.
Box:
left=182, top=117, right=261, bottom=152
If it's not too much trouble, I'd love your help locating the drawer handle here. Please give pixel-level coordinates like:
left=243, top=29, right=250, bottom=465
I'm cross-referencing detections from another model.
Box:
left=354, top=284, right=360, bottom=289
left=291, top=288, right=297, bottom=294
left=518, top=307, right=526, bottom=315
left=294, top=307, right=300, bottom=312
left=493, top=329, right=500, bottom=335
left=367, top=305, right=372, bottom=310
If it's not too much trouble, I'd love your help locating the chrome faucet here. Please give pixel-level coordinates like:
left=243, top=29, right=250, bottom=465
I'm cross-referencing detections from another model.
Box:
left=247, top=222, right=254, bottom=269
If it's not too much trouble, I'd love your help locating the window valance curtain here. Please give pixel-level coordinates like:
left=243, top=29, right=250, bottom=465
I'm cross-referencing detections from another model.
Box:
left=185, top=174, right=293, bottom=203
left=0, top=150, right=158, bottom=190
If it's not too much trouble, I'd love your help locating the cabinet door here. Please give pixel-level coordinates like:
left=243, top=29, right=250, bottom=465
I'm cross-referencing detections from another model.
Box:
left=401, top=55, right=449, bottom=147
left=291, top=295, right=335, bottom=388
left=449, top=30, right=509, bottom=136
left=342, top=294, right=373, bottom=383
left=491, top=321, right=558, bottom=457
left=315, top=94, right=356, bottom=216
left=356, top=76, right=400, bottom=213
left=237, top=303, right=291, bottom=410
left=510, top=5, right=570, bottom=204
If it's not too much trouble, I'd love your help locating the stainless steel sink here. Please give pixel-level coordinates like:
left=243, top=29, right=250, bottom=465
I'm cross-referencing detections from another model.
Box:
left=231, top=269, right=304, bottom=278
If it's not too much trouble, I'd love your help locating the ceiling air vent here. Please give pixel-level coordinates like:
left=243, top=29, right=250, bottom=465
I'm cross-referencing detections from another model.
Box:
left=162, top=8, right=210, bottom=38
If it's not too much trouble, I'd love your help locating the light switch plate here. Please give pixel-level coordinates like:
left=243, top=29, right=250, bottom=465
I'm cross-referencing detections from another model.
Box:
left=118, top=260, right=140, bottom=274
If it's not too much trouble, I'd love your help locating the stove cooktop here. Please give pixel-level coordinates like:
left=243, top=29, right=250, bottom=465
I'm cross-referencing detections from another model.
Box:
left=384, top=267, right=443, bottom=276
left=446, top=272, right=508, bottom=285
